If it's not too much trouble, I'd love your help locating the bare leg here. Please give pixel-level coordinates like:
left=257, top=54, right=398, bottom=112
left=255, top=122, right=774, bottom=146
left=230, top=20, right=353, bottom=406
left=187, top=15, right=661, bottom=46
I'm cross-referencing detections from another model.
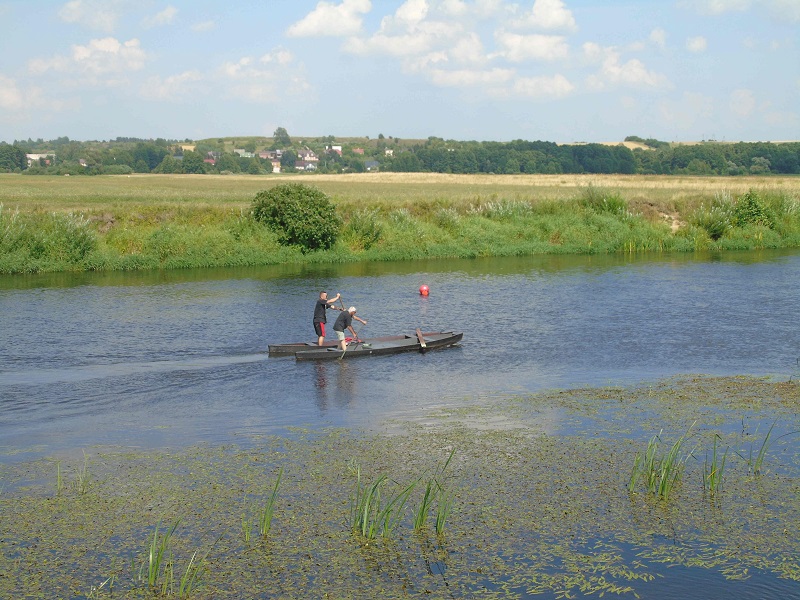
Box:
left=318, top=336, right=324, bottom=346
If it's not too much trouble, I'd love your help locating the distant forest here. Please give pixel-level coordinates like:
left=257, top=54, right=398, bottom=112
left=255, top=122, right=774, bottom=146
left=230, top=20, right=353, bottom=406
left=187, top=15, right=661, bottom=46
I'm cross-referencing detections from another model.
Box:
left=1, top=133, right=798, bottom=176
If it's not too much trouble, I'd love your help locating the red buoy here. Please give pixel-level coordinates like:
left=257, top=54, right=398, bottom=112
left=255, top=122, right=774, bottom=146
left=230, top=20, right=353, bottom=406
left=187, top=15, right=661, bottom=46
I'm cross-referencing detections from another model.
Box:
left=419, top=284, right=429, bottom=296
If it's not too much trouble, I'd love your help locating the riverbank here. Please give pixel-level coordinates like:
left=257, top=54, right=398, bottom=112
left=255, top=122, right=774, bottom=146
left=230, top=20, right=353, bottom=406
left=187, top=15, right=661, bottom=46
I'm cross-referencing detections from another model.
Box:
left=1, top=173, right=799, bottom=274
left=2, top=375, right=799, bottom=598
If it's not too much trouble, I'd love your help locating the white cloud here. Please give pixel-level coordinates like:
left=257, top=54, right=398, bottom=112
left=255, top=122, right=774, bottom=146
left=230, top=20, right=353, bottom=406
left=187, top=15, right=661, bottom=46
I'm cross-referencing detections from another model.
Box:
left=679, top=0, right=800, bottom=21
left=649, top=28, right=667, bottom=49
left=513, top=0, right=577, bottom=31
left=28, top=38, right=147, bottom=85
left=678, top=0, right=752, bottom=15
left=495, top=31, right=569, bottom=62
left=507, top=73, right=574, bottom=98
left=428, top=66, right=514, bottom=88
left=729, top=88, right=756, bottom=117
left=141, top=70, right=202, bottom=100
left=584, top=43, right=669, bottom=90
left=0, top=75, right=25, bottom=111
left=191, top=20, right=215, bottom=33
left=286, top=0, right=371, bottom=37
left=686, top=36, right=708, bottom=52
left=217, top=52, right=312, bottom=102
left=58, top=0, right=127, bottom=32
left=144, top=6, right=178, bottom=28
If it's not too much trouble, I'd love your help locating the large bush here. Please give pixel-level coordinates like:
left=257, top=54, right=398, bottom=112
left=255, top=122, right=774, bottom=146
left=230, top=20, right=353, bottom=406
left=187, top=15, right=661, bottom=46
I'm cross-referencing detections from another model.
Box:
left=251, top=183, right=341, bottom=252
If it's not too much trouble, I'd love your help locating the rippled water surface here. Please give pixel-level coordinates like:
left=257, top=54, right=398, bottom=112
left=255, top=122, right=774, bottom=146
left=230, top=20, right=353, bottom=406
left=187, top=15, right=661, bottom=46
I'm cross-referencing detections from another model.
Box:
left=2, top=250, right=799, bottom=460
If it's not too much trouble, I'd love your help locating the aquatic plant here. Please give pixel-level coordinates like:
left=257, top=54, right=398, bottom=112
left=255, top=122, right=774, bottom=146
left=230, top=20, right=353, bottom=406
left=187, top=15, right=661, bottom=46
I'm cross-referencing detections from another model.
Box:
left=413, top=449, right=456, bottom=533
left=141, top=519, right=180, bottom=593
left=259, top=467, right=282, bottom=537
left=86, top=575, right=115, bottom=599
left=703, top=434, right=728, bottom=495
left=56, top=460, right=64, bottom=495
left=349, top=462, right=416, bottom=539
left=628, top=427, right=694, bottom=500
left=75, top=451, right=90, bottom=495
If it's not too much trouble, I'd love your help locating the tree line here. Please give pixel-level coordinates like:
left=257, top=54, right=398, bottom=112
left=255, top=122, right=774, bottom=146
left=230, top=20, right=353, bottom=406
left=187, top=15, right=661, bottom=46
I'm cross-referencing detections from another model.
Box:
left=2, top=133, right=799, bottom=176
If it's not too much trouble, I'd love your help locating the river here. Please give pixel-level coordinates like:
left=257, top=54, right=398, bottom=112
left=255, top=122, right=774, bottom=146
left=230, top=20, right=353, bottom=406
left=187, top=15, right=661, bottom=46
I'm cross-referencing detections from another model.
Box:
left=2, top=250, right=798, bottom=462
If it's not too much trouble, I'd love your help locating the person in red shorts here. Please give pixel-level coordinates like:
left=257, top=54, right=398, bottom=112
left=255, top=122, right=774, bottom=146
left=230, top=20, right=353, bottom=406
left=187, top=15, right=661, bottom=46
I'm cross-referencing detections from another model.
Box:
left=313, top=291, right=341, bottom=346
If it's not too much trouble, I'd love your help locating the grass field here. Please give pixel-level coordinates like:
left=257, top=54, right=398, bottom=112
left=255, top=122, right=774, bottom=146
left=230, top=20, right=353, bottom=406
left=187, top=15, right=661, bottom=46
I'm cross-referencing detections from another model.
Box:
left=1, top=172, right=799, bottom=274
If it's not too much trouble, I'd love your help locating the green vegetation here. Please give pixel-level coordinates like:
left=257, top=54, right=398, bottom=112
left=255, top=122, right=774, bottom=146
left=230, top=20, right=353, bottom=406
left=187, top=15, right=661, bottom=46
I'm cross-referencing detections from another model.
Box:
left=251, top=183, right=340, bottom=252
left=1, top=173, right=799, bottom=274
left=1, top=376, right=799, bottom=598
left=6, top=134, right=799, bottom=176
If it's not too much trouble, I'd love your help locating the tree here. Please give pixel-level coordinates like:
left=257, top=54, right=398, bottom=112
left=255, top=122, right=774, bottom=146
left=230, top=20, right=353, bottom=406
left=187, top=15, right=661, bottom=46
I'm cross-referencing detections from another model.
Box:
left=273, top=127, right=291, bottom=148
left=0, top=142, right=27, bottom=171
left=181, top=150, right=207, bottom=174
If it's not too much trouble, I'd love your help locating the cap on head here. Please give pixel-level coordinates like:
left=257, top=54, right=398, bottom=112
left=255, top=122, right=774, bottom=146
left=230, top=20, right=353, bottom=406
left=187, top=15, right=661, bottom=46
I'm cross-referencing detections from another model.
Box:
left=348, top=306, right=356, bottom=313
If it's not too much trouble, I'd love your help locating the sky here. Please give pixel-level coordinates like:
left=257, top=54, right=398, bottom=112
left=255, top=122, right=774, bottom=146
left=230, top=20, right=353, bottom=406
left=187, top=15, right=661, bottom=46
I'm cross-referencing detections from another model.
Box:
left=0, top=0, right=798, bottom=144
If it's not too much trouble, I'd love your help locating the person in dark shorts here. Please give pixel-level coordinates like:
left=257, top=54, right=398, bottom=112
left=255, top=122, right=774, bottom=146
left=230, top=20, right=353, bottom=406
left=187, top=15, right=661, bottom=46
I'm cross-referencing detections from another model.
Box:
left=333, top=306, right=367, bottom=351
left=313, top=291, right=341, bottom=346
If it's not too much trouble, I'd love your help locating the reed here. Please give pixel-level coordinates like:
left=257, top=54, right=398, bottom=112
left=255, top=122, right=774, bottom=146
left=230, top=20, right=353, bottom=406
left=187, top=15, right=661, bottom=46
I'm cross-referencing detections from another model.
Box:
left=349, top=463, right=416, bottom=539
left=628, top=427, right=693, bottom=500
left=413, top=479, right=436, bottom=530
left=178, top=545, right=213, bottom=599
left=141, top=519, right=180, bottom=592
left=86, top=575, right=115, bottom=599
left=259, top=467, right=282, bottom=537
left=75, top=451, right=90, bottom=495
left=703, top=434, right=728, bottom=494
left=56, top=460, right=64, bottom=495
left=435, top=489, right=453, bottom=535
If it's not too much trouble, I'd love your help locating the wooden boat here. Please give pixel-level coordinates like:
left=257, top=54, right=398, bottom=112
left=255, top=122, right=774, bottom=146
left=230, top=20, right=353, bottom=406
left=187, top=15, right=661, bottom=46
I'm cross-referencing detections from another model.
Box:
left=269, top=330, right=463, bottom=361
left=268, top=330, right=445, bottom=357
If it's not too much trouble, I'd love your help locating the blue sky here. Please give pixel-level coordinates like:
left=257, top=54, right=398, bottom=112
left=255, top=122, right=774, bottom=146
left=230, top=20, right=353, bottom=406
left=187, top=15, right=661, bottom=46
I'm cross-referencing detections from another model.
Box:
left=0, top=0, right=798, bottom=143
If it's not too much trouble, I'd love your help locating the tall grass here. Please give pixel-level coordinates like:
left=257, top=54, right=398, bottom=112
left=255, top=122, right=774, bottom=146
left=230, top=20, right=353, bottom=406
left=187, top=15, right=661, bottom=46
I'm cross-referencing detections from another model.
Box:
left=703, top=434, right=728, bottom=495
left=349, top=463, right=416, bottom=539
left=141, top=519, right=180, bottom=593
left=259, top=467, right=282, bottom=537
left=628, top=427, right=694, bottom=500
left=413, top=449, right=456, bottom=533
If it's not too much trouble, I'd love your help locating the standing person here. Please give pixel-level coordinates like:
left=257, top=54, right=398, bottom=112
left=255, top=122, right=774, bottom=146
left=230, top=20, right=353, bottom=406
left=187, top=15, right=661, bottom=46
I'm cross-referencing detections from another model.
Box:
left=313, top=291, right=341, bottom=346
left=333, top=307, right=367, bottom=351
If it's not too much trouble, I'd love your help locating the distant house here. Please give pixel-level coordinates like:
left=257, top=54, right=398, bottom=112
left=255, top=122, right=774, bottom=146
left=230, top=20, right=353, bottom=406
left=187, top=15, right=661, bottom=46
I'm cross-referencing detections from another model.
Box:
left=352, top=148, right=364, bottom=155
left=270, top=160, right=281, bottom=173
left=25, top=153, right=54, bottom=167
left=233, top=149, right=254, bottom=158
left=365, top=160, right=380, bottom=172
left=295, top=160, right=318, bottom=171
left=78, top=159, right=88, bottom=167
left=326, top=145, right=342, bottom=156
left=297, top=148, right=319, bottom=162
left=384, top=149, right=394, bottom=157
left=204, top=158, right=216, bottom=166
left=180, top=144, right=196, bottom=152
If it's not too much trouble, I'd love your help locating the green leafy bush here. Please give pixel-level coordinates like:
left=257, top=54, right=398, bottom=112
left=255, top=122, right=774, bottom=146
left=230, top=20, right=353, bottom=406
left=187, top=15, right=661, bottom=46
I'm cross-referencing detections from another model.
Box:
left=251, top=183, right=341, bottom=252
left=734, top=190, right=774, bottom=228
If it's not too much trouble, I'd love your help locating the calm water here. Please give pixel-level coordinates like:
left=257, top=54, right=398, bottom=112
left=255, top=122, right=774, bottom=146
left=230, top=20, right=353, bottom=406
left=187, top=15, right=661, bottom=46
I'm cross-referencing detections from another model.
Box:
left=1, top=250, right=799, bottom=461
left=2, top=250, right=800, bottom=599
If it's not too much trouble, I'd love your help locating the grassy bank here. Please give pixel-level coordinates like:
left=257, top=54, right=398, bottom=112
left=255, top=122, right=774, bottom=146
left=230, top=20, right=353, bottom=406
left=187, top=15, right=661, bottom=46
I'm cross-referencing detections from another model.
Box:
left=1, top=376, right=799, bottom=598
left=1, top=173, right=799, bottom=274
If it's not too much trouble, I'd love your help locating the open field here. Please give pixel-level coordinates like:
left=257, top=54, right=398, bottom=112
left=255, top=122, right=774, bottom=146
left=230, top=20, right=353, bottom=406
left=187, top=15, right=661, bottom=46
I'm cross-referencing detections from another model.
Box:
left=1, top=173, right=799, bottom=274
left=2, top=172, right=799, bottom=212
